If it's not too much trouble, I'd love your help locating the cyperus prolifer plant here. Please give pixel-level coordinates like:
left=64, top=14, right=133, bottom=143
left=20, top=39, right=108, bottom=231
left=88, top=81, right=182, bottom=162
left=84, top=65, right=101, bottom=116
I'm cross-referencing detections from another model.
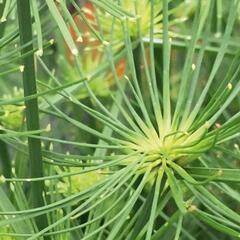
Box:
left=0, top=0, right=240, bottom=240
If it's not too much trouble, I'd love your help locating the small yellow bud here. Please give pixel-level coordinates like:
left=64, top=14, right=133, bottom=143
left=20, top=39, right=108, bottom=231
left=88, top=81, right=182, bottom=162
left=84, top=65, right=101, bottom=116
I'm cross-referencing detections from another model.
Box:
left=0, top=17, right=6, bottom=22
left=45, top=123, right=51, bottom=132
left=49, top=39, right=55, bottom=45
left=71, top=48, right=78, bottom=56
left=76, top=36, right=83, bottom=42
left=234, top=144, right=239, bottom=150
left=217, top=169, right=223, bottom=176
left=188, top=205, right=197, bottom=212
left=36, top=49, right=43, bottom=56
left=0, top=175, right=6, bottom=184
left=19, top=65, right=25, bottom=72
left=103, top=40, right=109, bottom=46
left=82, top=7, right=93, bottom=15
left=180, top=17, right=188, bottom=22
left=49, top=143, right=53, bottom=151
left=214, top=32, right=222, bottom=38
left=227, top=83, right=232, bottom=90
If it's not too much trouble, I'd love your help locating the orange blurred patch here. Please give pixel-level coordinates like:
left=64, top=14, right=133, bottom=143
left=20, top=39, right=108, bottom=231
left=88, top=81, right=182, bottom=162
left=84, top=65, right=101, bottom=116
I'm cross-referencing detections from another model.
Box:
left=65, top=1, right=126, bottom=78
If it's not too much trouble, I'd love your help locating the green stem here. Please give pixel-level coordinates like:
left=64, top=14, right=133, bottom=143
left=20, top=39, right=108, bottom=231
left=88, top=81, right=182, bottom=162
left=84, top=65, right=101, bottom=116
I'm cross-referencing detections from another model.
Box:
left=133, top=44, right=141, bottom=85
left=0, top=138, right=11, bottom=181
left=133, top=44, right=150, bottom=109
left=16, top=0, right=47, bottom=231
left=0, top=137, right=11, bottom=194
left=0, top=0, right=6, bottom=38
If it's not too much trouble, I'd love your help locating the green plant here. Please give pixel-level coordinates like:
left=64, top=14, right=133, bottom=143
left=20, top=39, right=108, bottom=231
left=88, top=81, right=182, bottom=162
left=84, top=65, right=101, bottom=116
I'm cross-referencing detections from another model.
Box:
left=0, top=0, right=240, bottom=239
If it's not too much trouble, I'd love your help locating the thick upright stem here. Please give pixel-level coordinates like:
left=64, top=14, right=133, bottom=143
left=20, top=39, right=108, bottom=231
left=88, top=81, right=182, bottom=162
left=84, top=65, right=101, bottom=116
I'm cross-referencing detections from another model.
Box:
left=17, top=0, right=47, bottom=230
left=0, top=0, right=6, bottom=38
left=0, top=138, right=11, bottom=178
